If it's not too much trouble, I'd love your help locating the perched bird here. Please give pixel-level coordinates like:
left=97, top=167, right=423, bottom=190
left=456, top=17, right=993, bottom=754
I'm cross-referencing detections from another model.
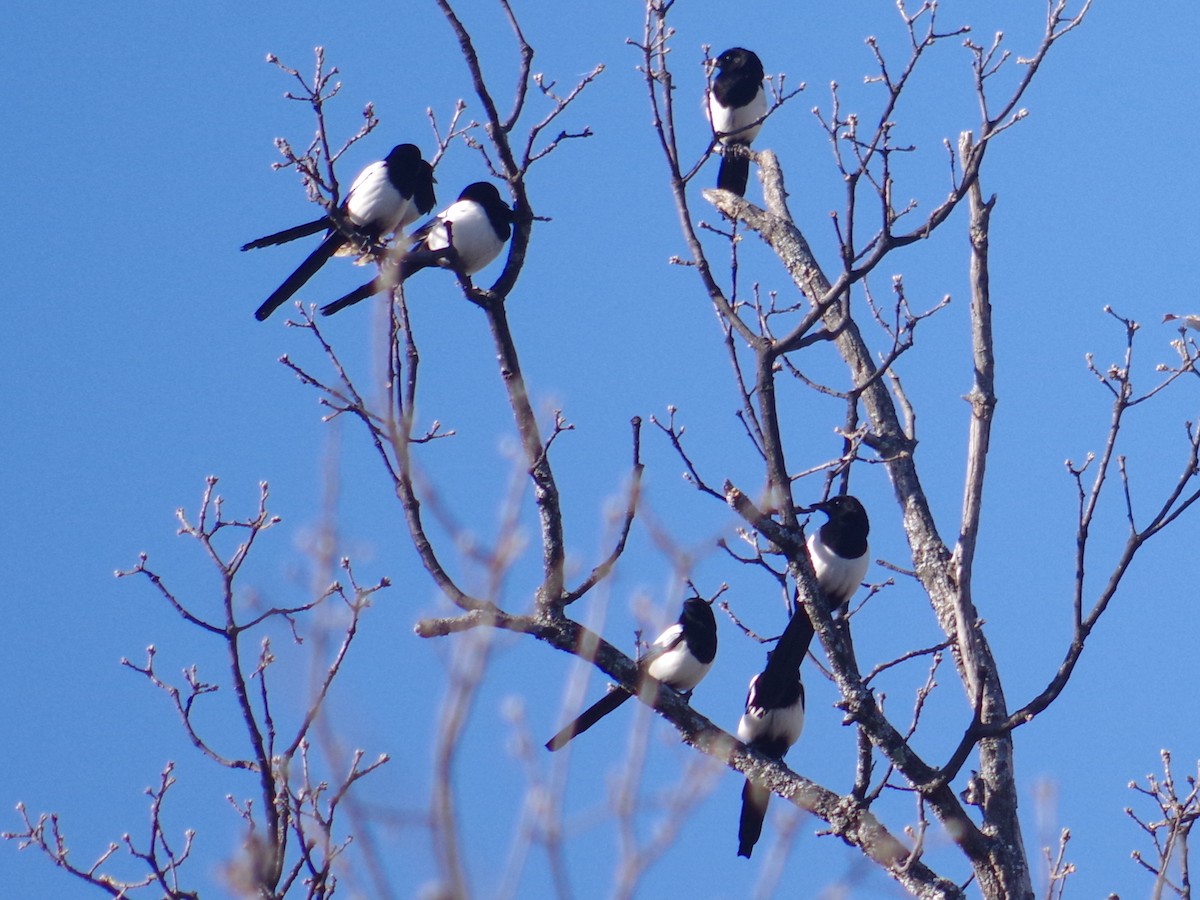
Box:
left=319, top=181, right=515, bottom=316
left=807, top=494, right=871, bottom=610
left=707, top=47, right=767, bottom=197
left=244, top=144, right=436, bottom=321
left=789, top=494, right=872, bottom=661
left=1163, top=313, right=1200, bottom=331
left=736, top=611, right=808, bottom=859
left=544, top=596, right=718, bottom=752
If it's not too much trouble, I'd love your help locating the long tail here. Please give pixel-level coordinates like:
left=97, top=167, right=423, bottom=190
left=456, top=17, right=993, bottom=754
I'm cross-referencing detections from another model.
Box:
left=779, top=609, right=816, bottom=668
left=544, top=688, right=631, bottom=751
left=320, top=278, right=384, bottom=316
left=737, top=779, right=770, bottom=858
left=319, top=247, right=446, bottom=316
left=717, top=150, right=750, bottom=197
left=254, top=230, right=345, bottom=321
left=241, top=217, right=331, bottom=252
left=398, top=249, right=441, bottom=281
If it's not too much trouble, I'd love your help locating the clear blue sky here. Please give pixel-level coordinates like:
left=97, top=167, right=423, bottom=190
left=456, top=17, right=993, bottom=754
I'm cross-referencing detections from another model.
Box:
left=4, top=1, right=1197, bottom=896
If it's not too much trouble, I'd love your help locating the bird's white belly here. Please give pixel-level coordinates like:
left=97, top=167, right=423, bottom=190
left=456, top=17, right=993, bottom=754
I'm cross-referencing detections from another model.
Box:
left=707, top=86, right=767, bottom=144
left=808, top=533, right=869, bottom=605
left=425, top=202, right=503, bottom=275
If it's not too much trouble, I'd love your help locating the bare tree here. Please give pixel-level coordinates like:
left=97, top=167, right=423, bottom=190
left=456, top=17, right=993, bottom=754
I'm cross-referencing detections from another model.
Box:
left=1129, top=751, right=1199, bottom=899
left=5, top=478, right=389, bottom=897
left=633, top=0, right=1199, bottom=896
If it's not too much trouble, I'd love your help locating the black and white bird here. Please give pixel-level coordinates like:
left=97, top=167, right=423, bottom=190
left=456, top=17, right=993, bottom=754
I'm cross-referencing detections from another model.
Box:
left=707, top=47, right=767, bottom=197
left=807, top=494, right=871, bottom=610
left=319, top=181, right=515, bottom=317
left=789, top=494, right=871, bottom=661
left=244, top=143, right=436, bottom=321
left=736, top=610, right=808, bottom=859
left=544, top=596, right=718, bottom=752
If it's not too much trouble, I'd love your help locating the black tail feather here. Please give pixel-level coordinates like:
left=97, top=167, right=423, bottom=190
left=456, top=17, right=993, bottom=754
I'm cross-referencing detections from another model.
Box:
left=737, top=780, right=770, bottom=859
left=241, top=217, right=331, bottom=252
left=254, top=230, right=345, bottom=321
left=717, top=152, right=750, bottom=197
left=320, top=278, right=385, bottom=317
left=318, top=247, right=448, bottom=316
left=775, top=606, right=816, bottom=671
left=398, top=249, right=442, bottom=281
left=545, top=688, right=632, bottom=751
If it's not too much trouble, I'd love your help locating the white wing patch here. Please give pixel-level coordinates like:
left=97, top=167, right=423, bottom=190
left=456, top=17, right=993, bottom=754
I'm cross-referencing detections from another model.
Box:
left=344, top=161, right=410, bottom=235
left=645, top=623, right=711, bottom=691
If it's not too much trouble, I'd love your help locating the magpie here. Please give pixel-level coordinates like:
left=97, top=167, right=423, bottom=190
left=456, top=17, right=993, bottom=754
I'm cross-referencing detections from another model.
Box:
left=736, top=610, right=808, bottom=859
left=244, top=144, right=436, bottom=321
left=786, top=494, right=871, bottom=662
left=544, top=596, right=718, bottom=752
left=319, top=181, right=515, bottom=316
left=707, top=47, right=767, bottom=197
left=807, top=494, right=871, bottom=610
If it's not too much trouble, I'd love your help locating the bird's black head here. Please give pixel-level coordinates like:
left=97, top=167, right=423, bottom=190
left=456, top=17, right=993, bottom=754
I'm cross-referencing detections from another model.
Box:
left=680, top=593, right=715, bottom=618
left=457, top=182, right=511, bottom=216
left=812, top=494, right=869, bottom=536
left=385, top=144, right=423, bottom=167
left=714, top=47, right=764, bottom=81
left=679, top=595, right=718, bottom=663
left=459, top=181, right=515, bottom=240
left=385, top=145, right=437, bottom=213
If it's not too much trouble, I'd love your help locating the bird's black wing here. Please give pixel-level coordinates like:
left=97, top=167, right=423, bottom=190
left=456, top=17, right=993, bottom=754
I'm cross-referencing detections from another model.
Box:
left=544, top=687, right=633, bottom=752
left=241, top=217, right=331, bottom=252
left=254, top=229, right=345, bottom=321
left=407, top=214, right=439, bottom=245
left=638, top=622, right=686, bottom=665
